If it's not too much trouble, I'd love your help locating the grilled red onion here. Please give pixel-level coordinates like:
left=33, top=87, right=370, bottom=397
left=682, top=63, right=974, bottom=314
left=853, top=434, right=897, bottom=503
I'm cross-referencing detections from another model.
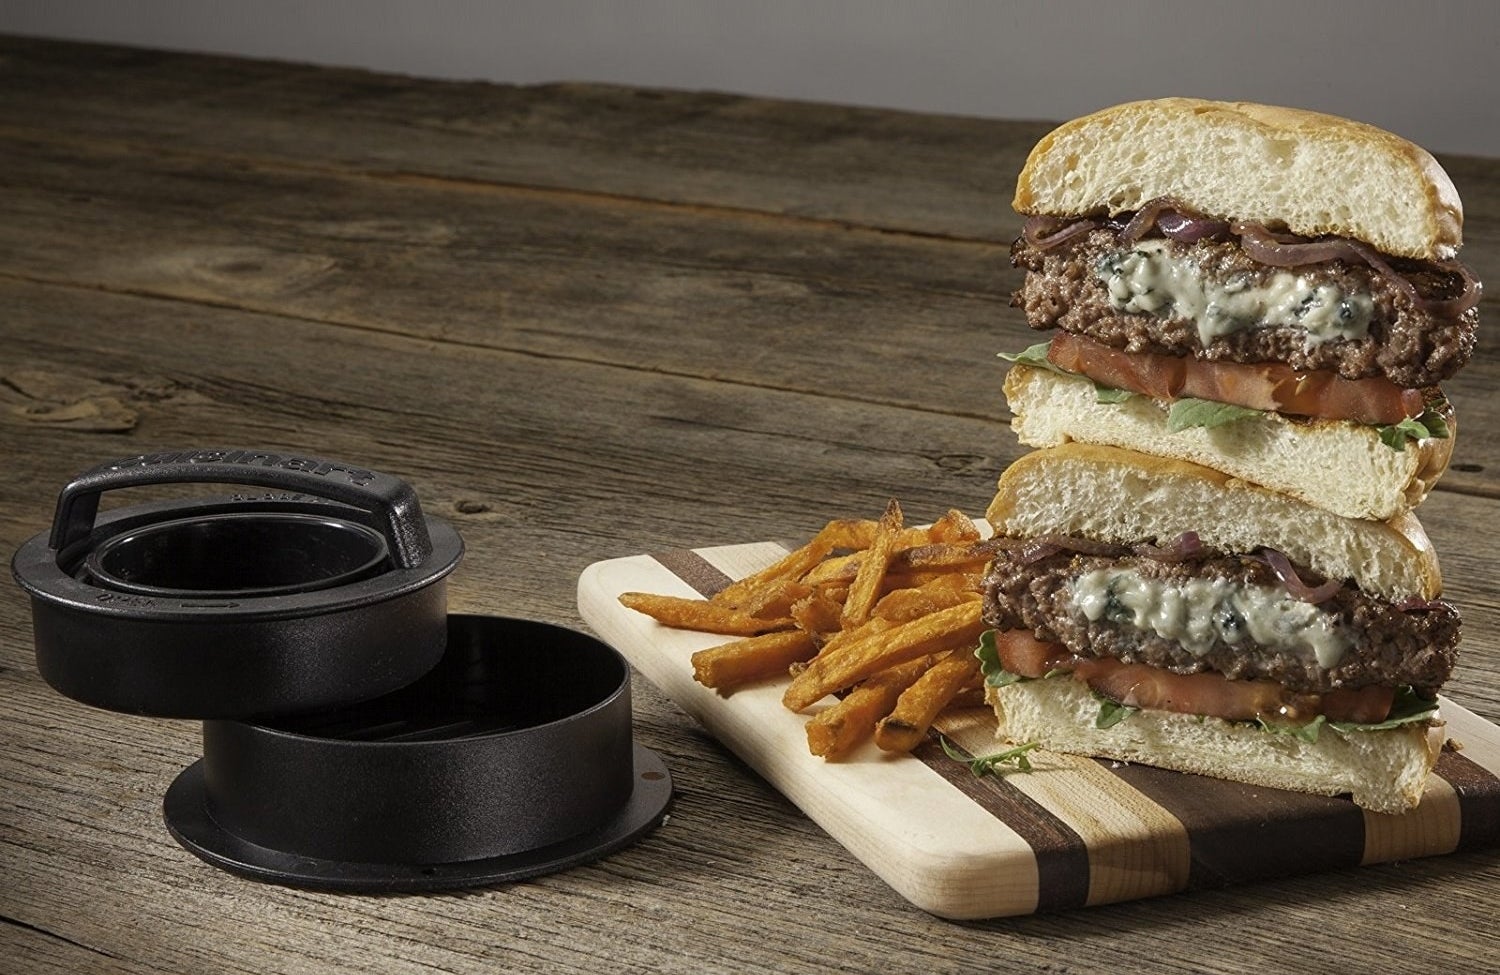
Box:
left=1133, top=531, right=1204, bottom=562
left=1003, top=533, right=1128, bottom=565
left=1347, top=240, right=1483, bottom=318
left=1233, top=221, right=1482, bottom=317
left=1231, top=221, right=1358, bottom=267
left=1394, top=596, right=1448, bottom=613
left=1014, top=538, right=1062, bottom=564
left=1022, top=214, right=1101, bottom=251
left=1257, top=548, right=1343, bottom=604
left=1118, top=197, right=1180, bottom=244
left=1157, top=211, right=1230, bottom=243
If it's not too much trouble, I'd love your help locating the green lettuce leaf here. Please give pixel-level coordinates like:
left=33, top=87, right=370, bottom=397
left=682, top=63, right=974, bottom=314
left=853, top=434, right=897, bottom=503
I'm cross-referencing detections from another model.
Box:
left=1328, top=686, right=1440, bottom=735
left=998, top=343, right=1135, bottom=405
left=1093, top=694, right=1137, bottom=729
left=1165, top=397, right=1263, bottom=432
left=1257, top=687, right=1438, bottom=743
left=1376, top=407, right=1452, bottom=450
left=996, top=342, right=1065, bottom=374
left=940, top=736, right=1040, bottom=777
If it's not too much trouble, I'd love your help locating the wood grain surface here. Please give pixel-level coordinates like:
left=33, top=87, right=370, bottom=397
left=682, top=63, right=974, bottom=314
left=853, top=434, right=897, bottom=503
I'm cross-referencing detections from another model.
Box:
left=579, top=543, right=1500, bottom=920
left=2, top=34, right=1499, bottom=974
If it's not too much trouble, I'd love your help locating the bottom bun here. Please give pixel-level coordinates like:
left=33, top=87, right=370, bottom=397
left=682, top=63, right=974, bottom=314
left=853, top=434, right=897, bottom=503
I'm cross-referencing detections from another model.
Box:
left=1003, top=364, right=1452, bottom=522
left=987, top=677, right=1444, bottom=814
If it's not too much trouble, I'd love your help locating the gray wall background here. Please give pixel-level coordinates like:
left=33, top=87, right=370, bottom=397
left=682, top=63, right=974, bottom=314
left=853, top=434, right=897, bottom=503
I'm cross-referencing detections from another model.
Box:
left=4, top=0, right=1497, bottom=157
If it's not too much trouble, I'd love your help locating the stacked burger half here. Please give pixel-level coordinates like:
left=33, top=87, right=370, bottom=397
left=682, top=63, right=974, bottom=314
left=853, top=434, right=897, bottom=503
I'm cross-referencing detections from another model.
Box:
left=980, top=98, right=1483, bottom=813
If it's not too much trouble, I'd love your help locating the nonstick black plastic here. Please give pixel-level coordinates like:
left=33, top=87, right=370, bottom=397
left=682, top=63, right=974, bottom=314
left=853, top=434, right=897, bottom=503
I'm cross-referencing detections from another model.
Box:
left=11, top=450, right=463, bottom=718
left=163, top=615, right=674, bottom=891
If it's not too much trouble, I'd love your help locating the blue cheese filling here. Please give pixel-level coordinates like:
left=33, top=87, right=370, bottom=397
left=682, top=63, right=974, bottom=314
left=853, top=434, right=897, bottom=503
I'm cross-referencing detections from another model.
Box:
left=1097, top=239, right=1374, bottom=348
left=1070, top=567, right=1350, bottom=669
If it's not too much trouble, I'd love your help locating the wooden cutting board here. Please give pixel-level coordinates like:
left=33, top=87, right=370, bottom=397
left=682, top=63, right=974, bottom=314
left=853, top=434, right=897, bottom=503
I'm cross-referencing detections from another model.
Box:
left=577, top=540, right=1500, bottom=919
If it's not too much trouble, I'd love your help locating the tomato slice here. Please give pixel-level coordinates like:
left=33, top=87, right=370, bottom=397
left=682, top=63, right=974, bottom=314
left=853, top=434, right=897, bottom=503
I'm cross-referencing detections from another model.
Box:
left=1045, top=331, right=1427, bottom=425
left=990, top=630, right=1397, bottom=724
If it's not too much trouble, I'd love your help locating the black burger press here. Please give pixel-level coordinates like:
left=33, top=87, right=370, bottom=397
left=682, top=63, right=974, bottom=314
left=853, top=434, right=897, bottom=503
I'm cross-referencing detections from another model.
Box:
left=12, top=449, right=465, bottom=717
left=164, top=615, right=672, bottom=890
left=11, top=449, right=671, bottom=891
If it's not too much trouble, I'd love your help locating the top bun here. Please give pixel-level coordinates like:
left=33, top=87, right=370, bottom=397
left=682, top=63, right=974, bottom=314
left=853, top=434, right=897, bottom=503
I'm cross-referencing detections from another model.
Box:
left=1014, top=97, right=1462, bottom=261
left=985, top=443, right=1443, bottom=602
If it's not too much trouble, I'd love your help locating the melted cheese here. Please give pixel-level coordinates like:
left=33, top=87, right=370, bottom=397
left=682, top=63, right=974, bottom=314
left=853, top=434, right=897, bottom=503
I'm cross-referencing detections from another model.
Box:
left=1070, top=567, right=1350, bottom=668
left=1098, top=240, right=1373, bottom=347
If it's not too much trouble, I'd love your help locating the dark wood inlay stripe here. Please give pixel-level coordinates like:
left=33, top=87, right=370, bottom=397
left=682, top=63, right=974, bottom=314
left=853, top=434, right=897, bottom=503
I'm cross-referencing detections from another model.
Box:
left=1102, top=761, right=1366, bottom=889
left=650, top=548, right=735, bottom=599
left=916, top=736, right=1092, bottom=913
left=1436, top=748, right=1500, bottom=850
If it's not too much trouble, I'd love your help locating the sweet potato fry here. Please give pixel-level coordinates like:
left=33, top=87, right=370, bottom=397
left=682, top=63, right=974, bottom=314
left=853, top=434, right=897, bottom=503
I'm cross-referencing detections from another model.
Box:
left=710, top=530, right=835, bottom=609
left=802, top=552, right=860, bottom=587
left=692, top=630, right=818, bottom=693
left=872, top=575, right=982, bottom=622
left=736, top=578, right=814, bottom=620
left=805, top=655, right=934, bottom=759
left=807, top=539, right=997, bottom=588
left=873, top=646, right=983, bottom=753
left=789, top=589, right=847, bottom=643
left=840, top=500, right=902, bottom=629
left=781, top=601, right=985, bottom=712
left=926, top=508, right=983, bottom=544
left=618, top=592, right=795, bottom=635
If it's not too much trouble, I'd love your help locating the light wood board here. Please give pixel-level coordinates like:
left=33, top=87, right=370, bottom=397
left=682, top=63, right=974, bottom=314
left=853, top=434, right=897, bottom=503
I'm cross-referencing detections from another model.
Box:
left=579, top=542, right=1500, bottom=919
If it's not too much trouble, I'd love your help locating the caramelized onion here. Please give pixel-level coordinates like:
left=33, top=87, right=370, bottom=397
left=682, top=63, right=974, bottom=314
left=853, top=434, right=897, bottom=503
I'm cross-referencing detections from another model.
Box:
left=1118, top=197, right=1180, bottom=244
left=1257, top=548, right=1343, bottom=604
left=1231, top=221, right=1359, bottom=267
left=1022, top=214, right=1100, bottom=251
left=1014, top=539, right=1062, bottom=564
left=1232, top=221, right=1482, bottom=317
left=1008, top=533, right=1128, bottom=565
left=1157, top=211, right=1230, bottom=243
left=1133, top=531, right=1204, bottom=562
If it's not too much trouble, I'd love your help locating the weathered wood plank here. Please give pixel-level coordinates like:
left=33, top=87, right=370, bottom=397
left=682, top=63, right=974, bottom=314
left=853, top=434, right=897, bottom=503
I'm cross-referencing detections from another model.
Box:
left=5, top=36, right=1500, bottom=975
left=0, top=130, right=1496, bottom=504
left=5, top=279, right=1500, bottom=973
left=0, top=34, right=1043, bottom=241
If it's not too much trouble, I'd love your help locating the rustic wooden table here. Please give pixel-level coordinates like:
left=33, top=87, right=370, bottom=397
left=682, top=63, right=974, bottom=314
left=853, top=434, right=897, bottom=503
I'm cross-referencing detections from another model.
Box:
left=2, top=35, right=1498, bottom=974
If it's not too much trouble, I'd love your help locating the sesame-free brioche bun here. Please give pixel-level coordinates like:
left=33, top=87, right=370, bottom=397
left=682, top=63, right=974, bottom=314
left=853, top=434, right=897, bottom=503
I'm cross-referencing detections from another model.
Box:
left=984, top=442, right=1443, bottom=603
left=1002, top=364, right=1454, bottom=522
left=986, top=675, right=1444, bottom=815
left=1013, top=97, right=1462, bottom=261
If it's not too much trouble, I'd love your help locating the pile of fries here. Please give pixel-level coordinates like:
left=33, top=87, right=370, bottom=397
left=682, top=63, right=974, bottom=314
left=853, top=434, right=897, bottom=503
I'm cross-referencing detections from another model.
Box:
left=618, top=502, right=999, bottom=759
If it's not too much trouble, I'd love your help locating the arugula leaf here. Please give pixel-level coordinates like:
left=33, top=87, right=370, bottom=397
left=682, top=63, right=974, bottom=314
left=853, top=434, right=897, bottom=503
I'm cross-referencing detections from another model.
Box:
left=1254, top=687, right=1438, bottom=742
left=996, top=342, right=1067, bottom=375
left=1093, top=386, right=1137, bottom=404
left=1258, top=714, right=1326, bottom=744
left=1094, top=694, right=1137, bottom=729
left=997, top=343, right=1134, bottom=404
left=1376, top=407, right=1452, bottom=451
left=975, top=630, right=1026, bottom=687
left=940, top=736, right=1040, bottom=777
left=1166, top=397, right=1263, bottom=432
left=1328, top=687, right=1439, bottom=735
left=996, top=342, right=1062, bottom=372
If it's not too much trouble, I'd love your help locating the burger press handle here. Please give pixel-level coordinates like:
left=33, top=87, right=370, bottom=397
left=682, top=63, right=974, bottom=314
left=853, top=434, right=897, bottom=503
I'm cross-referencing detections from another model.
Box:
left=47, top=449, right=434, bottom=568
left=13, top=448, right=464, bottom=717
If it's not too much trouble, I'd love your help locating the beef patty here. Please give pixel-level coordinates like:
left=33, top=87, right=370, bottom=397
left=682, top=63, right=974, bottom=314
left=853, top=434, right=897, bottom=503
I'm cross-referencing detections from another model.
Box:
left=1011, top=228, right=1477, bottom=388
left=981, top=548, right=1460, bottom=697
